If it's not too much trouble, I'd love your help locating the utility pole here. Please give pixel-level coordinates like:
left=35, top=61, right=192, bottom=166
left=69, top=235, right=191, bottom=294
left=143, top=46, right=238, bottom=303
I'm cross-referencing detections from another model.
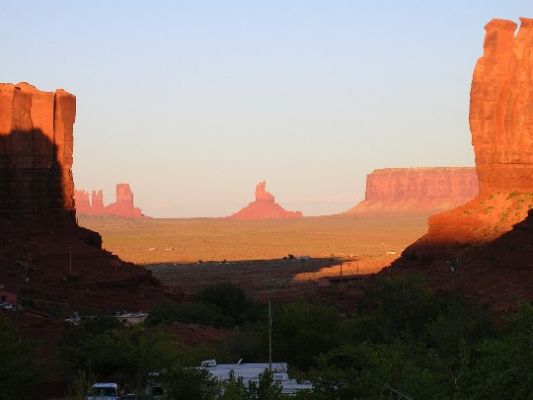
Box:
left=68, top=247, right=72, bottom=275
left=268, top=299, right=272, bottom=373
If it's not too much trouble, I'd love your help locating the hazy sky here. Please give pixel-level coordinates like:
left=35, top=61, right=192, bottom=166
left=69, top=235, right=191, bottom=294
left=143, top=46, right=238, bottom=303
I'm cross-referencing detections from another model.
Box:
left=2, top=1, right=532, bottom=217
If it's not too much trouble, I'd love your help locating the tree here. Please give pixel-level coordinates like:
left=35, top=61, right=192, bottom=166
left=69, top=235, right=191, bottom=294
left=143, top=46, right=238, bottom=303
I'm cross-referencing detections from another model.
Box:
left=270, top=302, right=340, bottom=370
left=0, top=317, right=40, bottom=400
left=466, top=303, right=533, bottom=400
left=160, top=364, right=221, bottom=400
left=219, top=372, right=249, bottom=400
left=195, top=283, right=257, bottom=326
left=247, top=371, right=284, bottom=400
left=60, top=321, right=182, bottom=392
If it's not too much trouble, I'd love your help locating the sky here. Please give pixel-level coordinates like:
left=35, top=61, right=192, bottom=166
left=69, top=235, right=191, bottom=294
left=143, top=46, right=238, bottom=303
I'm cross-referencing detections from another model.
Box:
left=2, top=1, right=532, bottom=217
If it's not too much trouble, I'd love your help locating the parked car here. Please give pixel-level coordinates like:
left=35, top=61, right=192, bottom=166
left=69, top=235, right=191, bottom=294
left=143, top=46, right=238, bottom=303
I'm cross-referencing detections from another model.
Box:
left=0, top=302, right=16, bottom=311
left=86, top=383, right=120, bottom=400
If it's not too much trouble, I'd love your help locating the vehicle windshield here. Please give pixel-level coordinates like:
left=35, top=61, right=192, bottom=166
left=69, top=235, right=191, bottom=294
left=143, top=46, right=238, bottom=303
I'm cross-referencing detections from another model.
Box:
left=88, top=387, right=118, bottom=396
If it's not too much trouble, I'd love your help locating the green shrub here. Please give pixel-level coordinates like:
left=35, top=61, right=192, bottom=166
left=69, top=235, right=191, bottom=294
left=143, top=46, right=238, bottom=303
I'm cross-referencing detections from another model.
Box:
left=160, top=364, right=221, bottom=400
left=0, top=317, right=41, bottom=400
left=60, top=323, right=182, bottom=391
left=147, top=301, right=232, bottom=327
left=195, top=283, right=258, bottom=325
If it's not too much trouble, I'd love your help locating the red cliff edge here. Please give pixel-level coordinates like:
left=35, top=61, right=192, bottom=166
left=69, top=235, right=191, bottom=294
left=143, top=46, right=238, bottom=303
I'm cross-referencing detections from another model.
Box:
left=346, top=167, right=478, bottom=215
left=416, top=18, right=533, bottom=247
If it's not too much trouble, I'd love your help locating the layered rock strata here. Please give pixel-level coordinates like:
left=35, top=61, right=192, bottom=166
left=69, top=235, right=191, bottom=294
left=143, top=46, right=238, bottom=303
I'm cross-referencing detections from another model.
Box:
left=346, top=168, right=478, bottom=215
left=420, top=18, right=533, bottom=245
left=229, top=181, right=302, bottom=220
left=470, top=18, right=533, bottom=194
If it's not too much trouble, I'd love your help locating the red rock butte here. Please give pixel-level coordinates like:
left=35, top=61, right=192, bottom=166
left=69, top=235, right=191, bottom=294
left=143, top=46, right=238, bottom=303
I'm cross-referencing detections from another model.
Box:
left=346, top=167, right=478, bottom=215
left=228, top=181, right=302, bottom=220
left=411, top=17, right=533, bottom=248
left=75, top=183, right=144, bottom=218
left=0, top=82, right=160, bottom=311
left=0, top=82, right=76, bottom=225
left=471, top=18, right=533, bottom=194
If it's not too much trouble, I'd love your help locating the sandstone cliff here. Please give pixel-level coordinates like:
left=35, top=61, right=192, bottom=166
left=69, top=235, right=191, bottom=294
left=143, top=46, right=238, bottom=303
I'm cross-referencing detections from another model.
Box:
left=229, top=181, right=302, bottom=220
left=0, top=82, right=76, bottom=226
left=387, top=18, right=533, bottom=308
left=74, top=190, right=91, bottom=214
left=92, top=189, right=105, bottom=214
left=0, top=82, right=160, bottom=312
left=470, top=18, right=533, bottom=195
left=74, top=183, right=144, bottom=218
left=419, top=18, right=533, bottom=246
left=346, top=167, right=478, bottom=215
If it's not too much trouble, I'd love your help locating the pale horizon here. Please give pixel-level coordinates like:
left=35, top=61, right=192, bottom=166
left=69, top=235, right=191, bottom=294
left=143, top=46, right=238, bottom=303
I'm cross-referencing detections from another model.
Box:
left=3, top=1, right=531, bottom=217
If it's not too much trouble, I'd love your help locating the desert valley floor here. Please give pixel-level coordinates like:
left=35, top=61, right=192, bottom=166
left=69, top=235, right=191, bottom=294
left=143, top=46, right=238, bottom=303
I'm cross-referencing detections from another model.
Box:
left=79, top=214, right=429, bottom=297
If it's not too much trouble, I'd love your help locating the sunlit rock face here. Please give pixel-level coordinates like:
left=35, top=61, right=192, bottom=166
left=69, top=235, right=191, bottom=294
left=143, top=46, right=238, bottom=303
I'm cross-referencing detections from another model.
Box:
left=228, top=181, right=302, bottom=220
left=411, top=18, right=533, bottom=248
left=346, top=168, right=478, bottom=215
left=104, top=183, right=143, bottom=218
left=470, top=18, right=533, bottom=195
left=74, top=190, right=92, bottom=214
left=0, top=82, right=76, bottom=226
left=75, top=184, right=144, bottom=218
left=91, top=190, right=105, bottom=214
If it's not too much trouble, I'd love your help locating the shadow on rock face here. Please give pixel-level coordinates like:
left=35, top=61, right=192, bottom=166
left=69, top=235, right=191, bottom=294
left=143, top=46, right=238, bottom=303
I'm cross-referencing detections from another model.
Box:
left=0, top=128, right=75, bottom=227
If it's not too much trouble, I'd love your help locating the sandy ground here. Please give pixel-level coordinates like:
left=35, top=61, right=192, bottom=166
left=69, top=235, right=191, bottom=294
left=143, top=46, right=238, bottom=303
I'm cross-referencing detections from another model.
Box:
left=78, top=214, right=428, bottom=298
left=78, top=214, right=428, bottom=264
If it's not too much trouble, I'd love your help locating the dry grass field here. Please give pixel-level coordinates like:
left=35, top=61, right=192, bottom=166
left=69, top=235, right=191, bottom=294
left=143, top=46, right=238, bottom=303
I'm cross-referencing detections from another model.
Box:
left=78, top=215, right=429, bottom=298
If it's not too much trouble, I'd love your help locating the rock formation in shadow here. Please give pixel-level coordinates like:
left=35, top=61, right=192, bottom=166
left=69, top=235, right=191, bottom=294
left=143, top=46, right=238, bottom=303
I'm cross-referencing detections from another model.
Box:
left=228, top=181, right=302, bottom=220
left=0, top=82, right=76, bottom=227
left=0, top=83, right=161, bottom=312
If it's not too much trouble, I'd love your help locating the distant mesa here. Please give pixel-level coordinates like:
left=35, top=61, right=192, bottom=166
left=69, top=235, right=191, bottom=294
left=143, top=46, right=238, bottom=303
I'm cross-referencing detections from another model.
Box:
left=75, top=183, right=144, bottom=218
left=346, top=167, right=478, bottom=215
left=228, top=181, right=302, bottom=220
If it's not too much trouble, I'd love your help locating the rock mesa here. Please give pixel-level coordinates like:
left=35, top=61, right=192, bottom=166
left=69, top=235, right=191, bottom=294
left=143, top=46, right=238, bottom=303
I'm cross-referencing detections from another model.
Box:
left=229, top=181, right=302, bottom=220
left=346, top=167, right=478, bottom=215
